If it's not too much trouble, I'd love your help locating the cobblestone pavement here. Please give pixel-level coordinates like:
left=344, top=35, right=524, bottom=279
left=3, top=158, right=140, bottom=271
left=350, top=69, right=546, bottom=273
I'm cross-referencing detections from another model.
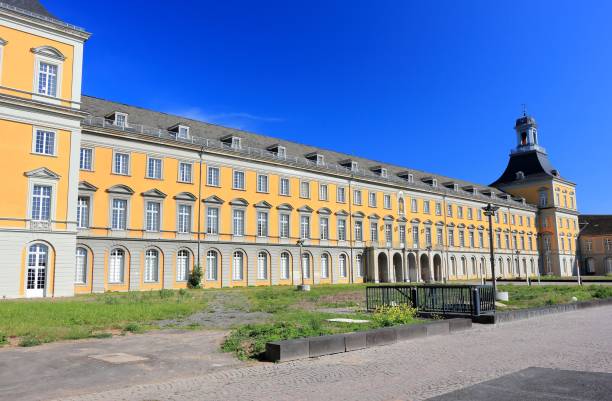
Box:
left=55, top=305, right=612, bottom=401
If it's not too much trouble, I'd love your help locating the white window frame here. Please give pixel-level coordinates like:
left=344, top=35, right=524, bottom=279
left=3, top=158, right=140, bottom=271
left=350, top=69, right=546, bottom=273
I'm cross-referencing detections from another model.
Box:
left=32, top=128, right=57, bottom=156
left=145, top=201, right=162, bottom=232
left=110, top=197, right=129, bottom=230
left=176, top=203, right=192, bottom=234
left=319, top=183, right=328, bottom=201
left=279, top=177, right=290, bottom=196
left=233, top=170, right=246, bottom=190
left=178, top=161, right=193, bottom=183
left=206, top=250, right=218, bottom=280
left=257, top=211, right=269, bottom=237
left=146, top=156, right=163, bottom=179
left=113, top=112, right=128, bottom=128
left=233, top=209, right=245, bottom=236
left=280, top=252, right=290, bottom=279
left=383, top=194, right=391, bottom=210
left=338, top=219, right=347, bottom=241
left=279, top=213, right=290, bottom=238
left=257, top=173, right=269, bottom=193
left=144, top=249, right=160, bottom=283
left=207, top=166, right=220, bottom=187
left=108, top=248, right=125, bottom=284
left=257, top=251, right=268, bottom=280
left=177, top=125, right=190, bottom=139
left=77, top=195, right=91, bottom=229
left=337, top=186, right=346, bottom=203
left=206, top=206, right=219, bottom=235
left=353, top=189, right=362, bottom=205
left=112, top=151, right=131, bottom=176
left=79, top=147, right=94, bottom=170
left=176, top=249, right=190, bottom=282
left=75, top=247, right=87, bottom=284
left=300, top=181, right=310, bottom=199
left=33, top=54, right=63, bottom=102
left=300, top=215, right=310, bottom=239
left=354, top=220, right=363, bottom=242
left=368, top=192, right=377, bottom=208
left=319, top=216, right=329, bottom=240
left=232, top=251, right=244, bottom=280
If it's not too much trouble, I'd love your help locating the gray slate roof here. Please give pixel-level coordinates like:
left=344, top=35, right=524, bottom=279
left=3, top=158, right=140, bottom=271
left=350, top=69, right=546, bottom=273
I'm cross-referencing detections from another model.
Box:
left=80, top=95, right=521, bottom=201
left=0, top=0, right=55, bottom=19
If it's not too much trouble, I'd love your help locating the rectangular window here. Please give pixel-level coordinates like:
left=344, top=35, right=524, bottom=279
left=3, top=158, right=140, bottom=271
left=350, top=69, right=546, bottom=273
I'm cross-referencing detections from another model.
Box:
left=207, top=166, right=220, bottom=186
left=300, top=181, right=310, bottom=198
left=233, top=209, right=245, bottom=236
left=79, top=148, right=93, bottom=170
left=232, top=170, right=245, bottom=189
left=34, top=129, right=55, bottom=155
left=423, top=200, right=430, bottom=214
left=606, top=239, right=612, bottom=252
left=469, top=231, right=475, bottom=248
left=354, top=190, right=362, bottom=205
left=519, top=215, right=524, bottom=226
left=505, top=234, right=510, bottom=249
left=114, top=113, right=127, bottom=128
left=370, top=222, right=378, bottom=241
left=113, top=152, right=130, bottom=175
left=206, top=207, right=219, bottom=234
left=320, top=217, right=329, bottom=240
left=178, top=162, right=192, bottom=183
left=300, top=215, right=310, bottom=239
left=319, top=184, right=328, bottom=201
left=277, top=146, right=286, bottom=159
left=257, top=174, right=269, bottom=193
left=177, top=204, right=191, bottom=233
left=412, top=225, right=419, bottom=247
left=177, top=126, right=190, bottom=139
left=437, top=228, right=443, bottom=246
left=479, top=231, right=484, bottom=248
left=477, top=209, right=483, bottom=220
left=257, top=211, right=268, bottom=237
left=411, top=198, right=418, bottom=213
left=448, top=229, right=455, bottom=247
left=467, top=208, right=473, bottom=220
left=457, top=206, right=464, bottom=219
left=385, top=224, right=393, bottom=246
left=111, top=198, right=127, bottom=230
left=447, top=204, right=453, bottom=217
left=384, top=194, right=391, bottom=209
left=37, top=61, right=58, bottom=97
left=539, top=192, right=547, bottom=207
left=338, top=219, right=346, bottom=241
left=435, top=202, right=442, bottom=216
left=337, top=187, right=346, bottom=203
left=425, top=227, right=432, bottom=246
left=511, top=214, right=516, bottom=225
left=503, top=213, right=508, bottom=224
left=145, top=201, right=161, bottom=231
left=355, top=221, right=363, bottom=242
left=496, top=233, right=502, bottom=248
left=77, top=196, right=89, bottom=228
left=279, top=214, right=290, bottom=238
left=369, top=192, right=377, bottom=208
left=399, top=225, right=406, bottom=245
left=147, top=157, right=162, bottom=179
left=31, top=185, right=52, bottom=221
left=459, top=230, right=465, bottom=247
left=279, top=177, right=290, bottom=195
left=521, top=236, right=525, bottom=250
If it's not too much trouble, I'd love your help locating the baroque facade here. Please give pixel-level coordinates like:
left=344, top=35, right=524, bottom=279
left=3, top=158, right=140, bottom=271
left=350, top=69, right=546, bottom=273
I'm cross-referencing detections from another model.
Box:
left=0, top=1, right=577, bottom=298
left=578, top=215, right=612, bottom=275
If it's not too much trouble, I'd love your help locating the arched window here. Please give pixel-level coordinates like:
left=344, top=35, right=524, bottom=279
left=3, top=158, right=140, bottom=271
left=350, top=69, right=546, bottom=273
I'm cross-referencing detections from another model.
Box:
left=206, top=250, right=218, bottom=280
left=321, top=254, right=329, bottom=279
left=339, top=254, right=347, bottom=277
left=461, top=257, right=467, bottom=276
left=498, top=257, right=504, bottom=275
left=233, top=251, right=244, bottom=280
left=450, top=257, right=457, bottom=276
left=522, top=259, right=527, bottom=277
left=356, top=254, right=364, bottom=277
left=109, top=248, right=125, bottom=283
left=177, top=250, right=190, bottom=281
left=75, top=247, right=87, bottom=284
left=301, top=253, right=311, bottom=279
left=27, top=244, right=48, bottom=295
left=257, top=251, right=268, bottom=280
left=530, top=259, right=535, bottom=275
left=144, top=249, right=159, bottom=282
left=280, top=252, right=290, bottom=280
left=471, top=257, right=477, bottom=276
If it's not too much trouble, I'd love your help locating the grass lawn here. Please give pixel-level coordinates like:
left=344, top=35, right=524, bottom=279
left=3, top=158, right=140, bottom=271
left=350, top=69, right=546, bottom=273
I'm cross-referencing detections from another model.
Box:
left=0, top=289, right=206, bottom=347
left=499, top=284, right=612, bottom=309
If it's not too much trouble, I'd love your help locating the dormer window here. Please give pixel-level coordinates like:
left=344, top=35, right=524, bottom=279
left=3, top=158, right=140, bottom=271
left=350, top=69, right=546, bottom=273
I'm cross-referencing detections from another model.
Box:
left=267, top=144, right=287, bottom=159
left=421, top=177, right=438, bottom=188
left=516, top=171, right=525, bottom=180
left=351, top=161, right=358, bottom=172
left=397, top=171, right=414, bottom=184
left=305, top=152, right=325, bottom=166
left=221, top=135, right=242, bottom=150
left=370, top=166, right=388, bottom=178
left=112, top=112, right=128, bottom=128
left=432, top=179, right=437, bottom=187
left=177, top=125, right=190, bottom=139
left=339, top=159, right=358, bottom=172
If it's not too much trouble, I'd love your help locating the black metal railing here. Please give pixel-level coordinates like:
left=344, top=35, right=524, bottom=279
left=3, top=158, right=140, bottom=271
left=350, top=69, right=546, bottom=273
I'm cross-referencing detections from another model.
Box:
left=365, top=284, right=496, bottom=317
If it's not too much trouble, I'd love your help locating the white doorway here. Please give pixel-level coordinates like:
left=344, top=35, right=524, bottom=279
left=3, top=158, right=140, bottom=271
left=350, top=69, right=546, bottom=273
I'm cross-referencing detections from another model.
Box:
left=26, top=243, right=48, bottom=298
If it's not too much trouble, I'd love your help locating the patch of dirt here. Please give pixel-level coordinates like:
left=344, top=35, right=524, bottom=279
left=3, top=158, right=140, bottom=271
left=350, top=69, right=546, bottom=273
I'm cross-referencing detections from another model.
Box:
left=156, top=291, right=271, bottom=330
left=318, top=291, right=364, bottom=306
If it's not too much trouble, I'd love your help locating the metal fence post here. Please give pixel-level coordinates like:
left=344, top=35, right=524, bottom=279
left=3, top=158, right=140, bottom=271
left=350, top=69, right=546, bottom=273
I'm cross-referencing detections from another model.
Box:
left=472, top=287, right=481, bottom=317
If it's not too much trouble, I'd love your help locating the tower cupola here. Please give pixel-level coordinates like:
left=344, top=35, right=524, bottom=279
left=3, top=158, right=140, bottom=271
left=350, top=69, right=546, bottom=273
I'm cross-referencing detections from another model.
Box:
left=514, top=113, right=542, bottom=152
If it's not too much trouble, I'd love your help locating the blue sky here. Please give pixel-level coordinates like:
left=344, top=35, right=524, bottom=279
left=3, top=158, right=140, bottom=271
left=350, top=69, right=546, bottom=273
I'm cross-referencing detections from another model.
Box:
left=52, top=0, right=611, bottom=213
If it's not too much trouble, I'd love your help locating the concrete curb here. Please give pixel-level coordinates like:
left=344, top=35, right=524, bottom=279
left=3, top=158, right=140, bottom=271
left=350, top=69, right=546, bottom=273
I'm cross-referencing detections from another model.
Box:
left=265, top=318, right=471, bottom=362
left=493, top=297, right=612, bottom=324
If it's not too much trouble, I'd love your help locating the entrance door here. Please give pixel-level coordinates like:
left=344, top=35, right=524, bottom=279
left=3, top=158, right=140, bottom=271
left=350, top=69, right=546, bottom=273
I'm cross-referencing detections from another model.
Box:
left=26, top=244, right=48, bottom=298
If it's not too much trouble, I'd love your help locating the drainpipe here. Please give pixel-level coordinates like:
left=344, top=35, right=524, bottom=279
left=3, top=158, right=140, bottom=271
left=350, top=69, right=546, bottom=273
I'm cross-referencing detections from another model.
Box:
left=197, top=146, right=204, bottom=273
left=348, top=173, right=355, bottom=283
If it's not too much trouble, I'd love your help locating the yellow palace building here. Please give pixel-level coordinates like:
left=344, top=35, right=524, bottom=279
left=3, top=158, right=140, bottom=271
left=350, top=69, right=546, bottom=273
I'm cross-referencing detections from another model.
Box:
left=0, top=1, right=579, bottom=298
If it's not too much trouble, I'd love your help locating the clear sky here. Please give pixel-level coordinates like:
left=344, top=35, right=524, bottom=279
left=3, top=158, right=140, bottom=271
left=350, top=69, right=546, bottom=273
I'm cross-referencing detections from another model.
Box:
left=51, top=0, right=611, bottom=213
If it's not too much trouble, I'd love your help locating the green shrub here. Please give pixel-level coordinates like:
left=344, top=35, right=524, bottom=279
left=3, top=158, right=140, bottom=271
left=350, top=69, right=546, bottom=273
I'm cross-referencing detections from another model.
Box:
left=178, top=288, right=189, bottom=297
left=0, top=332, right=7, bottom=346
left=591, top=286, right=612, bottom=299
left=188, top=265, right=203, bottom=289
left=124, top=323, right=142, bottom=333
left=372, top=304, right=418, bottom=327
left=158, top=289, right=174, bottom=299
left=19, top=336, right=42, bottom=347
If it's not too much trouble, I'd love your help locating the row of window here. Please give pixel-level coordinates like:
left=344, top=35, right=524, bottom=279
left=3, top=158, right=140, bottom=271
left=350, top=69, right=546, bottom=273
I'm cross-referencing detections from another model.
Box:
left=77, top=248, right=364, bottom=285
left=583, top=238, right=612, bottom=253
left=538, top=190, right=576, bottom=210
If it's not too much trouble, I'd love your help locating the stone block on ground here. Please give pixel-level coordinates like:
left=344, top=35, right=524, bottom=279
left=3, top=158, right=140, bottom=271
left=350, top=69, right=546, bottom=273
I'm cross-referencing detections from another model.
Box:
left=265, top=339, right=309, bottom=362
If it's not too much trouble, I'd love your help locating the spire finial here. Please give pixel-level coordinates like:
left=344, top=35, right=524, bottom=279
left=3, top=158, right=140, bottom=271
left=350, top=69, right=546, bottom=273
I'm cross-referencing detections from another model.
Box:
left=521, top=103, right=527, bottom=117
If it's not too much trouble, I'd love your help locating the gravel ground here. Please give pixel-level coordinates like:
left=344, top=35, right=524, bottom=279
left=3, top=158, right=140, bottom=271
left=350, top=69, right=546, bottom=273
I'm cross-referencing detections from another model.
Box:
left=55, top=305, right=612, bottom=401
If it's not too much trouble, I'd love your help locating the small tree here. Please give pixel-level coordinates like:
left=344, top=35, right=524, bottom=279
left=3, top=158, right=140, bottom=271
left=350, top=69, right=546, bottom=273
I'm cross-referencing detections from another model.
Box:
left=188, top=264, right=203, bottom=289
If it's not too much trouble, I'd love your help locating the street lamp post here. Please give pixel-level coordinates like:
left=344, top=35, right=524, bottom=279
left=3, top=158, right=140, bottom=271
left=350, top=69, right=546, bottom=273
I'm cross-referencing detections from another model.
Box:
left=482, top=203, right=500, bottom=294
left=296, top=239, right=309, bottom=291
